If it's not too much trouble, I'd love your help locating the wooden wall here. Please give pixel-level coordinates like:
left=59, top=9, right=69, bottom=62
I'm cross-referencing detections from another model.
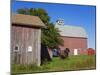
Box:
left=11, top=24, right=41, bottom=66
left=59, top=36, right=87, bottom=55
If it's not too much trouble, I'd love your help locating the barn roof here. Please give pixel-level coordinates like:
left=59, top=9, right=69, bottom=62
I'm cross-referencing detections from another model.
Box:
left=12, top=14, right=45, bottom=28
left=55, top=25, right=88, bottom=38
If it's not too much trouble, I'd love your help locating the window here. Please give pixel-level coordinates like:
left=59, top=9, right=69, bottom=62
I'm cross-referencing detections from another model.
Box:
left=15, top=46, right=18, bottom=50
left=27, top=46, right=32, bottom=52
left=14, top=45, right=19, bottom=52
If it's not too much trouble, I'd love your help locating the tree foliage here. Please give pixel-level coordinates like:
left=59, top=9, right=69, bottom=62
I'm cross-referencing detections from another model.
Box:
left=17, top=8, right=63, bottom=49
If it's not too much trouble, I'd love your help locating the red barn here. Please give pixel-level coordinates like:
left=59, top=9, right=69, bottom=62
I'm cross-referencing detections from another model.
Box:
left=55, top=19, right=88, bottom=55
left=87, top=48, right=95, bottom=55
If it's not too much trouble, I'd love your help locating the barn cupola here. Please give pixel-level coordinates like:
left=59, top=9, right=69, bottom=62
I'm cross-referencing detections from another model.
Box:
left=55, top=18, right=64, bottom=26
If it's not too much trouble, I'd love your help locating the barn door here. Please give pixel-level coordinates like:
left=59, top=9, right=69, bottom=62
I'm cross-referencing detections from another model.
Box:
left=74, top=49, right=78, bottom=55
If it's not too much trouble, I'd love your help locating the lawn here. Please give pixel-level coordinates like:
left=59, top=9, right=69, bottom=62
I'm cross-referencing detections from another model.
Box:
left=12, top=55, right=96, bottom=74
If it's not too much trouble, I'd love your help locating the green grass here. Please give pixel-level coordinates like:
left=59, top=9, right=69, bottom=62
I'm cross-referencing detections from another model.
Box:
left=12, top=55, right=96, bottom=74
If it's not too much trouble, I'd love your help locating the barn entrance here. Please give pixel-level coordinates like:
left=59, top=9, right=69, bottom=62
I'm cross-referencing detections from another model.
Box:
left=74, top=49, right=78, bottom=55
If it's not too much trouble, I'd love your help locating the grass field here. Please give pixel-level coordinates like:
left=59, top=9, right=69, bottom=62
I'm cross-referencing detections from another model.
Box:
left=12, top=55, right=96, bottom=74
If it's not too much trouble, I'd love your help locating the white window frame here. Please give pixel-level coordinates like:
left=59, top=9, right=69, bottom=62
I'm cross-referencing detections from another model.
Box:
left=14, top=44, right=19, bottom=52
left=27, top=46, right=32, bottom=52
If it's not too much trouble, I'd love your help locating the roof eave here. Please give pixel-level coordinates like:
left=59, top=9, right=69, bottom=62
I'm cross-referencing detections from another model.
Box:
left=12, top=22, right=46, bottom=28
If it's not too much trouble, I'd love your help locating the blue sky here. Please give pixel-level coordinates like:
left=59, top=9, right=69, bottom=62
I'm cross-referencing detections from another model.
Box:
left=12, top=1, right=96, bottom=49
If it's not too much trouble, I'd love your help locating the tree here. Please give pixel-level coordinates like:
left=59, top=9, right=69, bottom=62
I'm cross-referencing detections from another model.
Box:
left=17, top=8, right=63, bottom=49
left=41, top=23, right=63, bottom=48
left=17, top=8, right=50, bottom=25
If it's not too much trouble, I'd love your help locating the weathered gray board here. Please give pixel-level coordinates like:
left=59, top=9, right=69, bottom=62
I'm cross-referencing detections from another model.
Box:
left=11, top=25, right=41, bottom=66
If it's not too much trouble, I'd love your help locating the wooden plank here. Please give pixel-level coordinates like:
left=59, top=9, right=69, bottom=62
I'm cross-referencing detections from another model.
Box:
left=11, top=25, right=41, bottom=66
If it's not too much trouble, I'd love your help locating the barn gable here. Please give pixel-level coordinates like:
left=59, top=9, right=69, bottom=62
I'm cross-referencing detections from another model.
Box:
left=55, top=25, right=87, bottom=38
left=55, top=19, right=88, bottom=55
left=55, top=18, right=87, bottom=38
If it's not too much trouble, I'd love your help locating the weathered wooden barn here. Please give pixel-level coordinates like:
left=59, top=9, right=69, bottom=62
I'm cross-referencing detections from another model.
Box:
left=11, top=14, right=45, bottom=66
left=55, top=19, right=88, bottom=55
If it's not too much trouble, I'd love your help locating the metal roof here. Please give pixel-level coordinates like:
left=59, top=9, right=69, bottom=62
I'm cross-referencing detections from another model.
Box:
left=12, top=14, right=45, bottom=28
left=55, top=25, right=88, bottom=38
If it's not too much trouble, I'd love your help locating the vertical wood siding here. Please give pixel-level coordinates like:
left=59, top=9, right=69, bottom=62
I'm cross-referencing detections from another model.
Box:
left=11, top=25, right=41, bottom=66
left=59, top=36, right=87, bottom=55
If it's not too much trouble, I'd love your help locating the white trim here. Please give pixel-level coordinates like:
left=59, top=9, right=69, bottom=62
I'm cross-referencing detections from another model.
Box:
left=27, top=46, right=32, bottom=52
